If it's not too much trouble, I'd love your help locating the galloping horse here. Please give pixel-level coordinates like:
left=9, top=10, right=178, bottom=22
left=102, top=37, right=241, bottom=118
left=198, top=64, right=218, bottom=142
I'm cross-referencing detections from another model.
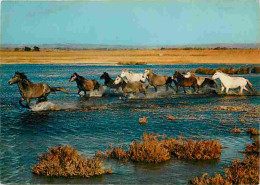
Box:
left=69, top=73, right=101, bottom=96
left=184, top=71, right=218, bottom=90
left=100, top=72, right=121, bottom=90
left=113, top=76, right=146, bottom=97
left=212, top=71, right=254, bottom=94
left=120, top=70, right=146, bottom=83
left=142, top=69, right=175, bottom=92
left=9, top=72, right=69, bottom=108
left=172, top=71, right=198, bottom=93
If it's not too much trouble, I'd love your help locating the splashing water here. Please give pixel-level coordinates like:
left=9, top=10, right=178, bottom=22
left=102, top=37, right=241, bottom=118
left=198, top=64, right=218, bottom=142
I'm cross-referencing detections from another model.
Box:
left=31, top=101, right=61, bottom=112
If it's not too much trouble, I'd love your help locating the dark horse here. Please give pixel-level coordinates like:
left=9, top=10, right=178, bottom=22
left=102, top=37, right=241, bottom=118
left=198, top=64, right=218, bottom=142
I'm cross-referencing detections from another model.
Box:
left=69, top=73, right=101, bottom=96
left=9, top=72, right=69, bottom=108
left=172, top=71, right=198, bottom=93
left=100, top=72, right=121, bottom=90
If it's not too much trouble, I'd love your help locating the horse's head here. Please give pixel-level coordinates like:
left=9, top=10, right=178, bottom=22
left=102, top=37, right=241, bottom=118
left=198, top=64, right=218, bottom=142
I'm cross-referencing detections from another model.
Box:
left=172, top=71, right=180, bottom=80
left=184, top=72, right=192, bottom=78
left=143, top=69, right=151, bottom=78
left=100, top=72, right=109, bottom=79
left=120, top=70, right=128, bottom=78
left=114, top=75, right=123, bottom=85
left=212, top=71, right=221, bottom=80
left=9, top=72, right=25, bottom=85
left=69, top=73, right=78, bottom=82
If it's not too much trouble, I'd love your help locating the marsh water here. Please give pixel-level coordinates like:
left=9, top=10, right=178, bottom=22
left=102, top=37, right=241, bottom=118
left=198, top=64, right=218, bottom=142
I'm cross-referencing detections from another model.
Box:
left=1, top=64, right=259, bottom=184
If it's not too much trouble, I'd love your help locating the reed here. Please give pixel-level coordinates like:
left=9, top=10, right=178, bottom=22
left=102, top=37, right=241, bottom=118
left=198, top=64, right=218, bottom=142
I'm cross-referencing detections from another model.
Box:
left=139, top=116, right=148, bottom=124
left=31, top=145, right=113, bottom=178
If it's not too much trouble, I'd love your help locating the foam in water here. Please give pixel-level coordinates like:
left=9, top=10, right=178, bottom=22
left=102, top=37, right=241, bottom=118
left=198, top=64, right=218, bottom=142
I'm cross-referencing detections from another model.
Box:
left=31, top=101, right=61, bottom=112
left=89, top=86, right=105, bottom=97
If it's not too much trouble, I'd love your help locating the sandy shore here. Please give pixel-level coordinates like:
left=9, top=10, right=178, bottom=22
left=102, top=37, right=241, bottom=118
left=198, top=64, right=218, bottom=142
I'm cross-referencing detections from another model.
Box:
left=1, top=49, right=260, bottom=65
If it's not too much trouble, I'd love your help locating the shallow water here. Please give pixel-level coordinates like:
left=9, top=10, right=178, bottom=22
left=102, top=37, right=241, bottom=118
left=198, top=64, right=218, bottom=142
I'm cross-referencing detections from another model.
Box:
left=1, top=64, right=259, bottom=184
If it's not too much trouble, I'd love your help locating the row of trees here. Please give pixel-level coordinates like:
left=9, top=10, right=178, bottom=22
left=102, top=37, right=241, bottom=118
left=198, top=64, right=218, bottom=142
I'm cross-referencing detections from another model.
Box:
left=14, top=46, right=40, bottom=51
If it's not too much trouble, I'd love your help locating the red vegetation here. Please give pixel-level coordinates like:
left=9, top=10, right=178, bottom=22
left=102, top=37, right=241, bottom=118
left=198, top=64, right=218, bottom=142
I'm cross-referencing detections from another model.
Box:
left=244, top=138, right=259, bottom=155
left=97, top=132, right=222, bottom=163
left=139, top=116, right=148, bottom=124
left=31, top=145, right=113, bottom=178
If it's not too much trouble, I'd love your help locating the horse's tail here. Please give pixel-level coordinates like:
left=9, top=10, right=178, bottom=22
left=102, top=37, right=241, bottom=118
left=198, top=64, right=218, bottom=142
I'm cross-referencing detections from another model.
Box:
left=246, top=80, right=254, bottom=92
left=51, top=87, right=69, bottom=94
left=93, top=80, right=100, bottom=90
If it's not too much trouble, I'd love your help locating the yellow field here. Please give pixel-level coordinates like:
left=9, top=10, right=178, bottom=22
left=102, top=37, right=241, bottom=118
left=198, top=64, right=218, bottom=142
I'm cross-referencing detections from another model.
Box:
left=1, top=49, right=260, bottom=65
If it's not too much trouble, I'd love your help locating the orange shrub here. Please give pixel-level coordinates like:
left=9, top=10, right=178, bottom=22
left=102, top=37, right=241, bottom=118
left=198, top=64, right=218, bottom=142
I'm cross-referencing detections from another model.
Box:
left=98, top=132, right=222, bottom=163
left=246, top=127, right=259, bottom=135
left=31, top=145, right=113, bottom=177
left=191, top=155, right=259, bottom=185
left=128, top=133, right=171, bottom=163
left=231, top=127, right=241, bottom=134
left=244, top=138, right=259, bottom=156
left=165, top=138, right=222, bottom=160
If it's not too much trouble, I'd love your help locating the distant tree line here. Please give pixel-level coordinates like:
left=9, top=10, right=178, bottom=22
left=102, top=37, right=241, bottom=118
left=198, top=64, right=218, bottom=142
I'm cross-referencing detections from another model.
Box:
left=14, top=46, right=40, bottom=51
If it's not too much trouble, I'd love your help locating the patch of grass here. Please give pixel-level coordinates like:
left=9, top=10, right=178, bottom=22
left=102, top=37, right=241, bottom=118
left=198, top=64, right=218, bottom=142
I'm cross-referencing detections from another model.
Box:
left=243, top=138, right=259, bottom=155
left=31, top=145, right=113, bottom=178
left=97, top=132, right=222, bottom=163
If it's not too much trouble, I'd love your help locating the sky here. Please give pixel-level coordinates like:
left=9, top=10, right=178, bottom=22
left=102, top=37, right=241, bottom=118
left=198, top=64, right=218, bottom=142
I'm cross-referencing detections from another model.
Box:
left=1, top=0, right=259, bottom=46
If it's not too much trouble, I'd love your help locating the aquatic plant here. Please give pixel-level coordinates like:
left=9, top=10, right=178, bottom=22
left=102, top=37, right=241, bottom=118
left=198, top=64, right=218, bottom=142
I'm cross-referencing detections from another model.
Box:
left=164, top=138, right=222, bottom=160
left=191, top=139, right=259, bottom=185
left=231, top=127, right=241, bottom=134
left=98, top=133, right=171, bottom=163
left=243, top=138, right=259, bottom=156
left=191, top=155, right=259, bottom=185
left=246, top=127, right=259, bottom=135
left=139, top=116, right=148, bottom=124
left=98, top=132, right=222, bottom=163
left=31, top=145, right=113, bottom=178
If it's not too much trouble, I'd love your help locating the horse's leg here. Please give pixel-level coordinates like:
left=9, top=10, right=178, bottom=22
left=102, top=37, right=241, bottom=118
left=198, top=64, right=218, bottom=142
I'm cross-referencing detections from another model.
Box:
left=225, top=88, right=229, bottom=94
left=176, top=85, right=180, bottom=93
left=84, top=91, right=87, bottom=97
left=243, top=87, right=249, bottom=93
left=221, top=85, right=225, bottom=93
left=183, top=86, right=186, bottom=94
left=19, top=98, right=27, bottom=108
left=25, top=98, right=30, bottom=109
left=154, top=86, right=157, bottom=92
left=78, top=90, right=82, bottom=96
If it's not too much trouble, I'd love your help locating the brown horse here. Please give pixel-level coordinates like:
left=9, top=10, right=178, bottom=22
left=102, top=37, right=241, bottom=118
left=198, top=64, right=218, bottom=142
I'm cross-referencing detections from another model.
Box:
left=172, top=71, right=198, bottom=93
left=9, top=72, right=69, bottom=109
left=184, top=71, right=218, bottom=90
left=113, top=76, right=146, bottom=97
left=100, top=72, right=121, bottom=90
left=142, top=69, right=175, bottom=92
left=69, top=73, right=101, bottom=96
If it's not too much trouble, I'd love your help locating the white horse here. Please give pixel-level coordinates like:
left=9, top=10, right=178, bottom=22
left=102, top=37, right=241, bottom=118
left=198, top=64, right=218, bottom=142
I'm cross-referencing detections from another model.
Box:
left=120, top=70, right=146, bottom=83
left=212, top=71, right=253, bottom=94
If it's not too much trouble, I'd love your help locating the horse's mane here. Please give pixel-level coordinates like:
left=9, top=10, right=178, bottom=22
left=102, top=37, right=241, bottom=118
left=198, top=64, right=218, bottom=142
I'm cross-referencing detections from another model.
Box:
left=16, top=72, right=32, bottom=83
left=75, top=73, right=86, bottom=81
left=216, top=70, right=230, bottom=77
